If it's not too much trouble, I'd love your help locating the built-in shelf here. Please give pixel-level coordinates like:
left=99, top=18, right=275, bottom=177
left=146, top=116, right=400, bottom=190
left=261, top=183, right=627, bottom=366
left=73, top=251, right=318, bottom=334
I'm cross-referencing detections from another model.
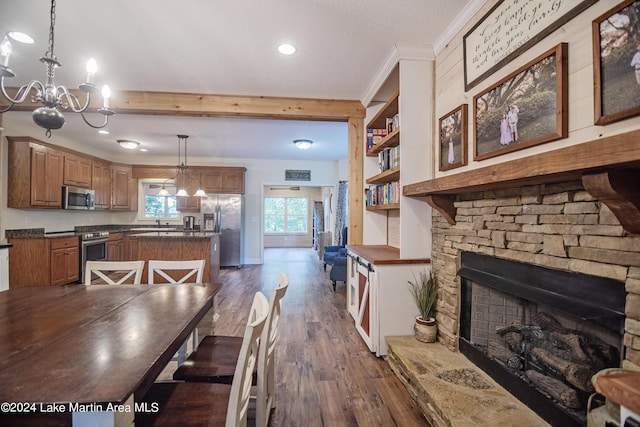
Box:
left=366, top=203, right=400, bottom=211
left=366, top=165, right=400, bottom=185
left=367, top=128, right=400, bottom=157
left=403, top=130, right=640, bottom=233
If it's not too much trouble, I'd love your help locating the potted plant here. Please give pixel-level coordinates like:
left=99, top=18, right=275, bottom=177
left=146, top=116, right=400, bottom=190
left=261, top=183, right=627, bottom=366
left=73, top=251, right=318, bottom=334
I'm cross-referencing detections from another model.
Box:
left=407, top=270, right=438, bottom=343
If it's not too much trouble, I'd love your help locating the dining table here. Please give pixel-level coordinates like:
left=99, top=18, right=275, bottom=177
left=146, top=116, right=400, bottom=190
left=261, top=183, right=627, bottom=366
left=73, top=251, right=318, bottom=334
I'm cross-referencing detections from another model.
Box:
left=0, top=282, right=221, bottom=426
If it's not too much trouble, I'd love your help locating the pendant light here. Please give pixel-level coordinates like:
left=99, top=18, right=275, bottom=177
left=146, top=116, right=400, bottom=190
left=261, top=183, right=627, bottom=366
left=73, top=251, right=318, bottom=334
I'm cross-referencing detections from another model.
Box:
left=157, top=135, right=206, bottom=198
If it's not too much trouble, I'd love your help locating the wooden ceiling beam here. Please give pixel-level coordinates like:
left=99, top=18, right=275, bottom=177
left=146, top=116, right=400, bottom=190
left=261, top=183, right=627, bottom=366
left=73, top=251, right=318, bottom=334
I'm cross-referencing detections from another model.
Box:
left=0, top=88, right=365, bottom=121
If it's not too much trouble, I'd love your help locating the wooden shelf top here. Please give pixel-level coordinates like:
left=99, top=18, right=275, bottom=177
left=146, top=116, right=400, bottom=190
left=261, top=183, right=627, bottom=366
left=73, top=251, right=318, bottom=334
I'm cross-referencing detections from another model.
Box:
left=366, top=166, right=400, bottom=185
left=366, top=203, right=400, bottom=211
left=403, top=130, right=640, bottom=197
left=367, top=90, right=399, bottom=130
left=346, top=245, right=430, bottom=265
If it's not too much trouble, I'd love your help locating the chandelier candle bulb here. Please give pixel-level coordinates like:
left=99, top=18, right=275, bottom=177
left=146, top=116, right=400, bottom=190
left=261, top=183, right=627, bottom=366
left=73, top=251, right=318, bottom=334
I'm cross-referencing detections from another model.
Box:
left=0, top=37, right=11, bottom=67
left=101, top=85, right=111, bottom=108
left=85, top=58, right=97, bottom=84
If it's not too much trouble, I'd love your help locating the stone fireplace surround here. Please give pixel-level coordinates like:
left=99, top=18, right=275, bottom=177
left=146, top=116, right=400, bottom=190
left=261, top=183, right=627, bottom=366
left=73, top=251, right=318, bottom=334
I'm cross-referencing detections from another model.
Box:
left=397, top=179, right=640, bottom=425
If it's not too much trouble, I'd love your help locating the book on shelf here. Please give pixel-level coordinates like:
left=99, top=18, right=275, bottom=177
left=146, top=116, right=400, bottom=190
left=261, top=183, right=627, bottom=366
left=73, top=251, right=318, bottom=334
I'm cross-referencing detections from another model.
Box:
left=378, top=146, right=400, bottom=173
left=366, top=128, right=388, bottom=151
left=365, top=181, right=400, bottom=207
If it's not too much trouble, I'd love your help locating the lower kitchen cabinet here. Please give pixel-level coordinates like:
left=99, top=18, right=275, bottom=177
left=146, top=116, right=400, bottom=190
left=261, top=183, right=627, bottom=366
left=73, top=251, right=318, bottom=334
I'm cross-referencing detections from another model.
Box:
left=346, top=245, right=430, bottom=357
left=8, top=236, right=80, bottom=288
left=108, top=233, right=125, bottom=261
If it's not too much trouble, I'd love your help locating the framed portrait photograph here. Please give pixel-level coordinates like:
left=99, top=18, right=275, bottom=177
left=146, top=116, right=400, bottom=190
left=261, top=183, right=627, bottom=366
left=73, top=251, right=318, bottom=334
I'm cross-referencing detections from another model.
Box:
left=593, top=0, right=640, bottom=125
left=439, top=104, right=468, bottom=171
left=473, top=43, right=568, bottom=161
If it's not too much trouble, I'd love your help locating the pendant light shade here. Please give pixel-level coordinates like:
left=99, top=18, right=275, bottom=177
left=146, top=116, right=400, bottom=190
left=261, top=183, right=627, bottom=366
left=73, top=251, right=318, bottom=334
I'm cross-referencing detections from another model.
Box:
left=157, top=135, right=206, bottom=198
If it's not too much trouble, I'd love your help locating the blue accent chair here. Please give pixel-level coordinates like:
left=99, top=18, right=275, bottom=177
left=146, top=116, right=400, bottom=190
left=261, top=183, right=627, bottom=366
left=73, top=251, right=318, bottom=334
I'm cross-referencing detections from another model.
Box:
left=322, top=227, right=348, bottom=271
left=329, top=253, right=347, bottom=291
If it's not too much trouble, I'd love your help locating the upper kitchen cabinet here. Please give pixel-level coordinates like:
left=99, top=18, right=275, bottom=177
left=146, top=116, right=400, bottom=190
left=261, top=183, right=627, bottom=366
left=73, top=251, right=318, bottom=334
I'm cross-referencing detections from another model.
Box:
left=202, top=167, right=246, bottom=194
left=92, top=161, right=112, bottom=209
left=7, top=137, right=64, bottom=208
left=111, top=164, right=137, bottom=211
left=63, top=154, right=92, bottom=188
left=177, top=170, right=202, bottom=211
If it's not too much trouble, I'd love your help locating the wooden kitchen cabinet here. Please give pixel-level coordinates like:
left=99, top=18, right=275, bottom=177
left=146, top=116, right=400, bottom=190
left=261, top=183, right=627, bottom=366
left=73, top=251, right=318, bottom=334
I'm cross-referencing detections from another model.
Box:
left=92, top=162, right=112, bottom=209
left=111, top=164, right=137, bottom=211
left=63, top=154, right=92, bottom=188
left=177, top=170, right=202, bottom=211
left=8, top=236, right=79, bottom=287
left=50, top=237, right=80, bottom=286
left=7, top=137, right=64, bottom=208
left=107, top=233, right=124, bottom=261
left=202, top=167, right=246, bottom=194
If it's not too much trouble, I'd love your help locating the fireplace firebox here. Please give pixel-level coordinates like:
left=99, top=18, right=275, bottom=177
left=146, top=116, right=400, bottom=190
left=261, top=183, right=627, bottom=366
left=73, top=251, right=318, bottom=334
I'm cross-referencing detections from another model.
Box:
left=459, top=252, right=626, bottom=426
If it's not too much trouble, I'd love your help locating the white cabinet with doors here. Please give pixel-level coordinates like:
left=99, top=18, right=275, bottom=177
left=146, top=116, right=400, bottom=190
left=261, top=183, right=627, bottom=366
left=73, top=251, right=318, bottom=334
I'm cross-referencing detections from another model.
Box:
left=346, top=245, right=429, bottom=356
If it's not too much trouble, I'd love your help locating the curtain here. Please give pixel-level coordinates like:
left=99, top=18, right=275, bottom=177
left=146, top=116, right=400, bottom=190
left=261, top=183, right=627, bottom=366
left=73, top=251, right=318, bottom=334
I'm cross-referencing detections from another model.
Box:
left=334, top=181, right=348, bottom=245
left=313, top=201, right=324, bottom=250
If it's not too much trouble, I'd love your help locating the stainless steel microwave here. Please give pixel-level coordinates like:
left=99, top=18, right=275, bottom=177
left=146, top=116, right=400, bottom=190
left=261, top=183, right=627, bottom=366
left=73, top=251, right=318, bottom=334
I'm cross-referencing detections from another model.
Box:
left=62, top=186, right=95, bottom=210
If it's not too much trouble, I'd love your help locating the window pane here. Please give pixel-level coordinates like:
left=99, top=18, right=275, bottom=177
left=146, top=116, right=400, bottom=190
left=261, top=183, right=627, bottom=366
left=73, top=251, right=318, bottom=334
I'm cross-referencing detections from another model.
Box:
left=166, top=196, right=179, bottom=218
left=287, top=198, right=307, bottom=214
left=265, top=198, right=285, bottom=214
left=265, top=215, right=285, bottom=232
left=145, top=196, right=166, bottom=218
left=287, top=215, right=307, bottom=232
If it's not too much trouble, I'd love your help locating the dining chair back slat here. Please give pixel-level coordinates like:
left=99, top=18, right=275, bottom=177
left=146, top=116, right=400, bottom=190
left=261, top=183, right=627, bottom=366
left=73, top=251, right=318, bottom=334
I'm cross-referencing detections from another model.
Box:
left=84, top=261, right=145, bottom=285
left=148, top=259, right=205, bottom=284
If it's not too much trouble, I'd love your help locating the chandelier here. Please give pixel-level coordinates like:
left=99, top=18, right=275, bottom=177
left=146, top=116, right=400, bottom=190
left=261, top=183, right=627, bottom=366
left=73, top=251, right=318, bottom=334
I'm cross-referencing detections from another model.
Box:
left=0, top=0, right=114, bottom=137
left=158, top=135, right=207, bottom=198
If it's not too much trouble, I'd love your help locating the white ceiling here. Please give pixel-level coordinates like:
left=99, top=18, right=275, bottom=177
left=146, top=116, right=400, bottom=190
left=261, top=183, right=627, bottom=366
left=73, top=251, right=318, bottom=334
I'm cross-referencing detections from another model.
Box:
left=0, top=0, right=475, bottom=161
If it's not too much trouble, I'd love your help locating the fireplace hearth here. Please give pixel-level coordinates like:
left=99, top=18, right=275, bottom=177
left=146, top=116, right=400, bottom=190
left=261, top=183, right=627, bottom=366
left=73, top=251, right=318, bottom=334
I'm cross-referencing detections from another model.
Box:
left=459, top=252, right=626, bottom=426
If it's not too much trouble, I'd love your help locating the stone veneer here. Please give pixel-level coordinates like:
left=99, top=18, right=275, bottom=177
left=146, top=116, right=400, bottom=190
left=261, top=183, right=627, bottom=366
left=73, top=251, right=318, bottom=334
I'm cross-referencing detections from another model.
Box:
left=430, top=180, right=640, bottom=372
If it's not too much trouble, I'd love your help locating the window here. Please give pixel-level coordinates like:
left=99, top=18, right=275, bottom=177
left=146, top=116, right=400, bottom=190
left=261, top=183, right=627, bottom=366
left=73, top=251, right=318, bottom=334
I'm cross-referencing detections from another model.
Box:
left=265, top=197, right=308, bottom=233
left=141, top=181, right=179, bottom=220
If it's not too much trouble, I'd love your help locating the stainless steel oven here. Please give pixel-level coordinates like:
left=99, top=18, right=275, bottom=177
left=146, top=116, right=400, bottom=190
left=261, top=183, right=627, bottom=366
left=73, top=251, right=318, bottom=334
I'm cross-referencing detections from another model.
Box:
left=80, top=231, right=109, bottom=279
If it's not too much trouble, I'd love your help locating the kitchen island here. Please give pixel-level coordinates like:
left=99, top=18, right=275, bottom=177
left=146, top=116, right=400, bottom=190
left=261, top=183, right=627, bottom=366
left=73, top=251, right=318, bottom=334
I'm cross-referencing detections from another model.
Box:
left=128, top=231, right=220, bottom=282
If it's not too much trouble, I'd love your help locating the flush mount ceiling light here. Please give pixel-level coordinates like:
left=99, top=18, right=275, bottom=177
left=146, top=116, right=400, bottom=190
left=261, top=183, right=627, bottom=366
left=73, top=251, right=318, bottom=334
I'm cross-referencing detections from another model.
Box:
left=158, top=135, right=207, bottom=198
left=117, top=139, right=139, bottom=150
left=293, top=139, right=313, bottom=150
left=278, top=43, right=296, bottom=55
left=0, top=0, right=114, bottom=137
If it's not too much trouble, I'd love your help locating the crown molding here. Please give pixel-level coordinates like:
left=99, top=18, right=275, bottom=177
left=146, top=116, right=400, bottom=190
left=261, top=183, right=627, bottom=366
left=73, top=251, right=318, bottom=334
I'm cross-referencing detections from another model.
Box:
left=433, top=0, right=488, bottom=55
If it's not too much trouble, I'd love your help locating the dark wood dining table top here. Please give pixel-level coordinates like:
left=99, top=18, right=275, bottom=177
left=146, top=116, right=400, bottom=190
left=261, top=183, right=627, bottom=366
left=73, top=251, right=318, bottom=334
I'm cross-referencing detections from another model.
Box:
left=0, top=283, right=221, bottom=406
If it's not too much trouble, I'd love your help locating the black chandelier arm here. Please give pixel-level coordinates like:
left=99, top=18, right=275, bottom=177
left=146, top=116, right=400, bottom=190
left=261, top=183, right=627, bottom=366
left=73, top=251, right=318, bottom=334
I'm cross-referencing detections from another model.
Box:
left=79, top=110, right=111, bottom=129
left=56, top=85, right=91, bottom=113
left=0, top=78, right=46, bottom=106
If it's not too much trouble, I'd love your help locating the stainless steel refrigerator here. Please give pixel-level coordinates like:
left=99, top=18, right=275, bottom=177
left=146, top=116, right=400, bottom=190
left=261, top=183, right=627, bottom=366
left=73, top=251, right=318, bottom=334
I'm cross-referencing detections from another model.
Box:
left=201, top=194, right=244, bottom=268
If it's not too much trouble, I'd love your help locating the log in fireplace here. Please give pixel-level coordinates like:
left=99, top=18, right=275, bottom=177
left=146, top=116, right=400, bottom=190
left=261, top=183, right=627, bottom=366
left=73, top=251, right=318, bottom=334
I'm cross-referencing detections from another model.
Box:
left=459, top=252, right=626, bottom=426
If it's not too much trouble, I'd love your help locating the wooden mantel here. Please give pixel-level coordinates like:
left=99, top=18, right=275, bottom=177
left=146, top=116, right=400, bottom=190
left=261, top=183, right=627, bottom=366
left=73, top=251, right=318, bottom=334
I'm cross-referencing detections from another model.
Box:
left=403, top=130, right=640, bottom=233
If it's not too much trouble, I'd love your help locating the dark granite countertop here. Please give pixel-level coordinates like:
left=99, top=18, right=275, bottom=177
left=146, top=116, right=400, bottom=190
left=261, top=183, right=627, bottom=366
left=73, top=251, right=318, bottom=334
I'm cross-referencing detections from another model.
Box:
left=5, top=225, right=196, bottom=239
left=128, top=231, right=219, bottom=239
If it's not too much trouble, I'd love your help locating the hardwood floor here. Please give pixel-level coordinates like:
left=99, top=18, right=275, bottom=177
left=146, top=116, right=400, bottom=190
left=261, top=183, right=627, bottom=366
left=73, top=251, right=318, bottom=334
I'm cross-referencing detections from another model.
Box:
left=210, top=248, right=429, bottom=427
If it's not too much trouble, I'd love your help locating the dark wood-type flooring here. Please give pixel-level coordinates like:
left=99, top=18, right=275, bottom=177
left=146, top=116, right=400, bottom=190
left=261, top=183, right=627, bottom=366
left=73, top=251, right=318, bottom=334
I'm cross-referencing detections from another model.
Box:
left=204, top=248, right=429, bottom=427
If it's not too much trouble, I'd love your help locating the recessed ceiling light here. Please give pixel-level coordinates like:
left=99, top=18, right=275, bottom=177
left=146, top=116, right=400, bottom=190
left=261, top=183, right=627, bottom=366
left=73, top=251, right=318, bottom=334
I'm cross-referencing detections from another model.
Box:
left=98, top=130, right=109, bottom=135
left=278, top=43, right=296, bottom=55
left=117, top=139, right=140, bottom=150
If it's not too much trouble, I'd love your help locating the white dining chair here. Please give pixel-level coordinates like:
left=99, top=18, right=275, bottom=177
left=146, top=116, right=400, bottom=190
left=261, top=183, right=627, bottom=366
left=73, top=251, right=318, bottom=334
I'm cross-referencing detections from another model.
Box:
left=148, top=259, right=206, bottom=365
left=139, top=292, right=269, bottom=427
left=147, top=259, right=205, bottom=284
left=173, top=272, right=289, bottom=427
left=84, top=260, right=145, bottom=285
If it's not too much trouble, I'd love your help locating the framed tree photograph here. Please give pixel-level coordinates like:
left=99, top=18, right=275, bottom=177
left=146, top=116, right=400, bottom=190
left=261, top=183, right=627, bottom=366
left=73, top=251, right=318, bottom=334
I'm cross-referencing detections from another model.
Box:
left=593, top=0, right=640, bottom=125
left=439, top=104, right=468, bottom=171
left=473, top=43, right=568, bottom=161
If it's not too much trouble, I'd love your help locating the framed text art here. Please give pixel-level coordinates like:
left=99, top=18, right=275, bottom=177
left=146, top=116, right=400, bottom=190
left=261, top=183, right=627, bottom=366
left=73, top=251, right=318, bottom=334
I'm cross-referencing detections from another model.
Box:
left=439, top=104, right=468, bottom=171
left=463, top=0, right=597, bottom=91
left=473, top=43, right=568, bottom=162
left=593, top=0, right=640, bottom=125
